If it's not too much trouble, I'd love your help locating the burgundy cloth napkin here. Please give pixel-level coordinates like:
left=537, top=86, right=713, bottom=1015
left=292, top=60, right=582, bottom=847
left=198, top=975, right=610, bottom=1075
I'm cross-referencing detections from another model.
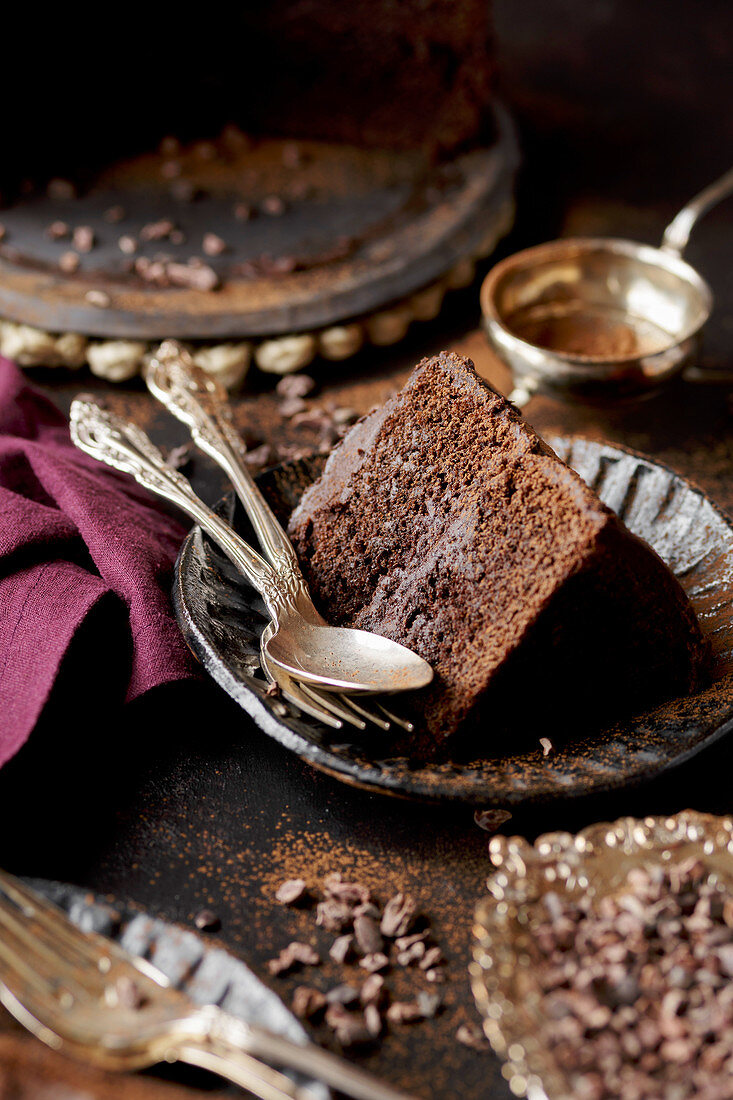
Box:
left=0, top=357, right=198, bottom=765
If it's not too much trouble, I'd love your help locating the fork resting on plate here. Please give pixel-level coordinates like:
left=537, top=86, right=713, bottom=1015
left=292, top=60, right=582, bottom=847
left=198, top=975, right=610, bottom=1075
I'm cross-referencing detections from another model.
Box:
left=71, top=339, right=424, bottom=731
left=144, top=341, right=419, bottom=733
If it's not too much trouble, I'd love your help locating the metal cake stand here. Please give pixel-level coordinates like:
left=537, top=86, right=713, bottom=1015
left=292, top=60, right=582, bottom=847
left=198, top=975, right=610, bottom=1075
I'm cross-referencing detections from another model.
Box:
left=0, top=107, right=517, bottom=379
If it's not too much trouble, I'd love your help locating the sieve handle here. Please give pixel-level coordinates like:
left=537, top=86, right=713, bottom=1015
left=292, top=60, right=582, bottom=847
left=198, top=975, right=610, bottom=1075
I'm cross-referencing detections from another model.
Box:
left=661, top=167, right=733, bottom=257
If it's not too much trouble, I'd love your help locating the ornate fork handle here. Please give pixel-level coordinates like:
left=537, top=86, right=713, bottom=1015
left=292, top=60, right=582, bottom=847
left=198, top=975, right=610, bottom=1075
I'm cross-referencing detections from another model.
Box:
left=146, top=341, right=314, bottom=603
left=69, top=399, right=302, bottom=623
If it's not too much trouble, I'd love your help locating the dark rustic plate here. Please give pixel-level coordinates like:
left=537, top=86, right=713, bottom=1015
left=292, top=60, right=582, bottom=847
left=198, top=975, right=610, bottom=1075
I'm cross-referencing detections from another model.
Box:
left=173, top=437, right=733, bottom=805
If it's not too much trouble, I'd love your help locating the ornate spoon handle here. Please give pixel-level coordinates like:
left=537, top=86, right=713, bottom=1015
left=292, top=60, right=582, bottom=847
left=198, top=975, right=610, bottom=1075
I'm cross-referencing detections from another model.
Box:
left=69, top=397, right=287, bottom=618
left=145, top=341, right=310, bottom=591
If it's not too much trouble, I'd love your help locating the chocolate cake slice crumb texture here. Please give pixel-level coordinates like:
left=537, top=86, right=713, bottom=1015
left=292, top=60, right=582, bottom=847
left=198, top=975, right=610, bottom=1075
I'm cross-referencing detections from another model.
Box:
left=289, top=352, right=708, bottom=758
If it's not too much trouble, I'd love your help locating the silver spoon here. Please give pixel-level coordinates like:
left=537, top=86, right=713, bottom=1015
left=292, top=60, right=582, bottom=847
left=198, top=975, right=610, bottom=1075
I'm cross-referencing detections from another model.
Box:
left=69, top=398, right=433, bottom=697
left=260, top=622, right=396, bottom=732
left=481, top=166, right=733, bottom=405
left=143, top=340, right=400, bottom=731
left=258, top=626, right=414, bottom=732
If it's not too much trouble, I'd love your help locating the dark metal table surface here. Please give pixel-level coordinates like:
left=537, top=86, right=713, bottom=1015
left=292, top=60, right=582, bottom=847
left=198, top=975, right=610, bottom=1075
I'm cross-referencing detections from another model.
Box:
left=1, top=3, right=732, bottom=1097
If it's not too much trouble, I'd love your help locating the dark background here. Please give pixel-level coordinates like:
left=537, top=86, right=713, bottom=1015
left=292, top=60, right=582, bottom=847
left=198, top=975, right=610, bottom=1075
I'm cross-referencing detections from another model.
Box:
left=496, top=0, right=733, bottom=201
left=0, top=3, right=732, bottom=1097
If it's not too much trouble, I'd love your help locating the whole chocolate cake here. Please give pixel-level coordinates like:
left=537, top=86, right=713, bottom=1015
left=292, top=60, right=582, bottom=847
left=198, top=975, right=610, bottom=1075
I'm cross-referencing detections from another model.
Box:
left=288, top=352, right=708, bottom=757
left=7, top=1, right=495, bottom=189
left=229, top=0, right=495, bottom=154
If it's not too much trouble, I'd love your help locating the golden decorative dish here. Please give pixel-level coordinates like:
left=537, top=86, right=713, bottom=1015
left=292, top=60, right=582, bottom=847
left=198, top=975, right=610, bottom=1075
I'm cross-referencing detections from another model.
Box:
left=470, top=811, right=733, bottom=1099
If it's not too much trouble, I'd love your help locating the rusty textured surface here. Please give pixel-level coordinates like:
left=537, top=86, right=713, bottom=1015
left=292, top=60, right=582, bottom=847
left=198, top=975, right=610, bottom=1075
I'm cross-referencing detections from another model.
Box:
left=1, top=204, right=730, bottom=1097
left=0, top=4, right=732, bottom=1096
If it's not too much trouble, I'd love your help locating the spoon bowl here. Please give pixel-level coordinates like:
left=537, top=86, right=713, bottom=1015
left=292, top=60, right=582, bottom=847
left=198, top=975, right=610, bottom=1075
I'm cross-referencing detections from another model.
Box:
left=265, top=619, right=434, bottom=695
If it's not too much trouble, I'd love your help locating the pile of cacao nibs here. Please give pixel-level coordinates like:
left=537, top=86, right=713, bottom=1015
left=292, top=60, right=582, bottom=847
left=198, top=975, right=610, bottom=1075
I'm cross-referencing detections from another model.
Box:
left=268, top=874, right=447, bottom=1048
left=532, top=857, right=733, bottom=1100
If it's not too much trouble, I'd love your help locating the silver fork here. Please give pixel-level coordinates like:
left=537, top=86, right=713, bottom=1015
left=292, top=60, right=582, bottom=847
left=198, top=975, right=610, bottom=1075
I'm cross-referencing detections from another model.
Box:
left=0, top=871, right=413, bottom=1100
left=144, top=340, right=413, bottom=736
left=259, top=623, right=412, bottom=733
left=70, top=398, right=432, bottom=700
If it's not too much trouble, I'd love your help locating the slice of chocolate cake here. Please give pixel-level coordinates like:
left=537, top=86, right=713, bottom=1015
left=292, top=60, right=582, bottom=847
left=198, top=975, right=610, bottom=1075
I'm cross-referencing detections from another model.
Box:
left=288, top=352, right=708, bottom=757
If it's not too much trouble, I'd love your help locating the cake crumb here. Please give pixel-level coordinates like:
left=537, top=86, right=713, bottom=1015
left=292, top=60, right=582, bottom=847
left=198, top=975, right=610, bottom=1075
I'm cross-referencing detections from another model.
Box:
left=473, top=808, right=512, bottom=833
left=456, top=1022, right=487, bottom=1050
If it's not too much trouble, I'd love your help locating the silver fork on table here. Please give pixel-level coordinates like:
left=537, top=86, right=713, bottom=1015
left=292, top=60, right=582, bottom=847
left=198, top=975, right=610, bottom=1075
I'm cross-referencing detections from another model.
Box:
left=144, top=340, right=414, bottom=735
left=0, top=870, right=413, bottom=1100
